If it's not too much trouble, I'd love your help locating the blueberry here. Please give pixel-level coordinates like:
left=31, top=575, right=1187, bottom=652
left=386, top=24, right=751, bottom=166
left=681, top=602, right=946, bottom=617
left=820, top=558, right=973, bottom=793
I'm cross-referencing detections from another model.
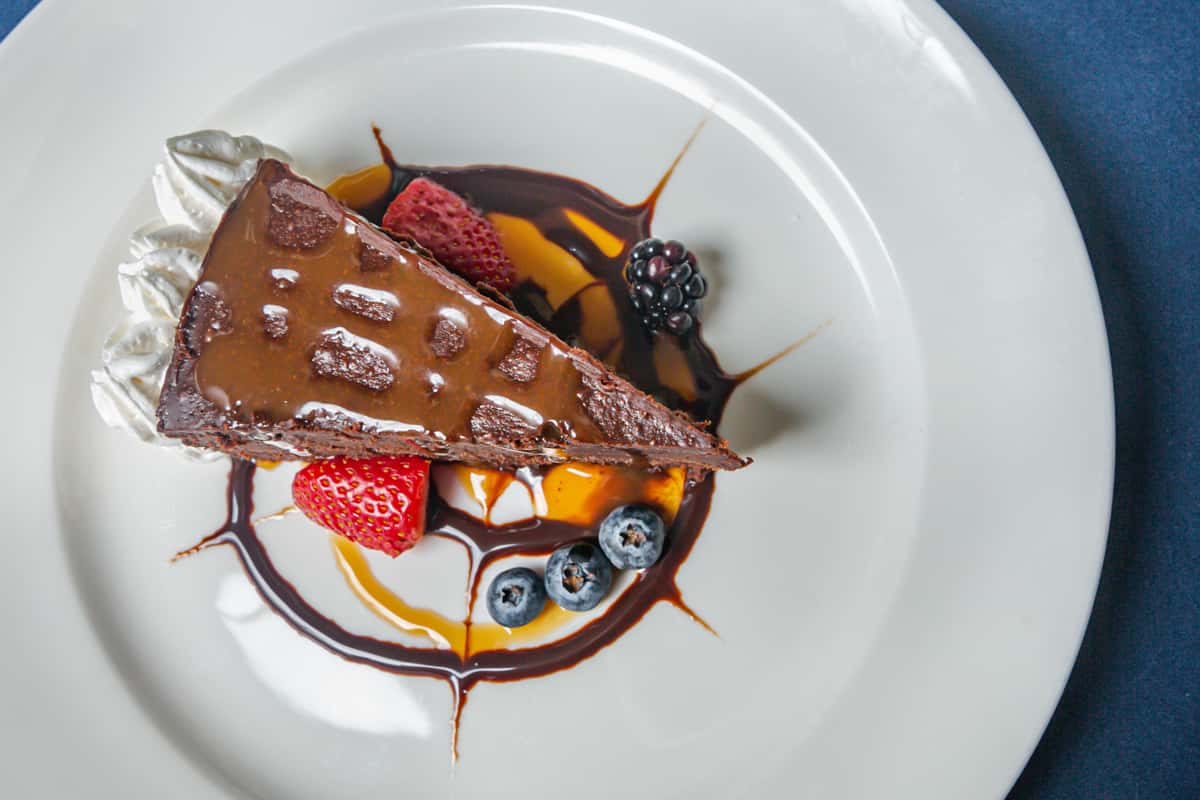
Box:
left=598, top=505, right=667, bottom=569
left=545, top=543, right=613, bottom=611
left=665, top=311, right=694, bottom=335
left=486, top=567, right=547, bottom=627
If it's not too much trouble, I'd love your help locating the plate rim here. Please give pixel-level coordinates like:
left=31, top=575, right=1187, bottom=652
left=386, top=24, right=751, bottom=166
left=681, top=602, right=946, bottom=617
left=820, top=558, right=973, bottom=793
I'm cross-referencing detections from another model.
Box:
left=0, top=1, right=1113, bottom=797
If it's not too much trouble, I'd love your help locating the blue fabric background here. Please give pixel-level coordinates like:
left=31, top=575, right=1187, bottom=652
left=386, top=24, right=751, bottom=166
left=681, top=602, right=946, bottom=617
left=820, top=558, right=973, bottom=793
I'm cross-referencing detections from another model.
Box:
left=2, top=0, right=1196, bottom=797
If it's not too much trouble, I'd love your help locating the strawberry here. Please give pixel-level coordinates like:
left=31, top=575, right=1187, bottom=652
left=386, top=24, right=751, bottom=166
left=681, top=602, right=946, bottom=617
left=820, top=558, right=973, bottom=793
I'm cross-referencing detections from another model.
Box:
left=381, top=177, right=516, bottom=293
left=291, top=456, right=431, bottom=557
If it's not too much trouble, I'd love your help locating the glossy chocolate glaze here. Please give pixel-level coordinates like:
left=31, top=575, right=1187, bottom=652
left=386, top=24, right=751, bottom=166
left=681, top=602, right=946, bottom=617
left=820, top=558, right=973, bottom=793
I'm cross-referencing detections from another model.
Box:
left=185, top=133, right=755, bottom=755
left=158, top=160, right=744, bottom=470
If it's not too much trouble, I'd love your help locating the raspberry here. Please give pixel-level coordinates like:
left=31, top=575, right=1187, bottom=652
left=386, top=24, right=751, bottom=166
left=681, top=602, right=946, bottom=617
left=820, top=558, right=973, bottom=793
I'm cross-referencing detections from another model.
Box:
left=381, top=178, right=516, bottom=293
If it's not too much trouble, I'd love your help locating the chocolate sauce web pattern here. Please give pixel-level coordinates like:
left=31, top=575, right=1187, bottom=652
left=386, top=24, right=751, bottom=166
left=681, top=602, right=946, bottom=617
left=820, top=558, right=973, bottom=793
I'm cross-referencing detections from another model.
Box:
left=191, top=458, right=716, bottom=756
left=180, top=127, right=767, bottom=756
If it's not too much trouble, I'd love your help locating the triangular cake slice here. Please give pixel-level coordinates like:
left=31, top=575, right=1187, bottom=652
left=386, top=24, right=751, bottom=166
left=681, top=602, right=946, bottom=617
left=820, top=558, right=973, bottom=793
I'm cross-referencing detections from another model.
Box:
left=157, top=160, right=747, bottom=471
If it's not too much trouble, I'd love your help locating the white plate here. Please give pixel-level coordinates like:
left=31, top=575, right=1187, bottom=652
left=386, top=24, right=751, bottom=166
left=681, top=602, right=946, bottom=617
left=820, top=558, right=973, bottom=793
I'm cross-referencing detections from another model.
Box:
left=0, top=2, right=1112, bottom=798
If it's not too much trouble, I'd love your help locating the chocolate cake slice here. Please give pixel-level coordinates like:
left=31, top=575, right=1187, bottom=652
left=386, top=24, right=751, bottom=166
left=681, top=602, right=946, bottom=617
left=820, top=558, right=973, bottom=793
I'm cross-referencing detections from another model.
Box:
left=157, top=160, right=747, bottom=471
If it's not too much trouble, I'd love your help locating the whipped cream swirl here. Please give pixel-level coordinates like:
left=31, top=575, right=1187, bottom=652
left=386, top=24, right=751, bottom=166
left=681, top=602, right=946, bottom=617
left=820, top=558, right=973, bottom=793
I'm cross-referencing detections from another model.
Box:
left=90, top=131, right=292, bottom=457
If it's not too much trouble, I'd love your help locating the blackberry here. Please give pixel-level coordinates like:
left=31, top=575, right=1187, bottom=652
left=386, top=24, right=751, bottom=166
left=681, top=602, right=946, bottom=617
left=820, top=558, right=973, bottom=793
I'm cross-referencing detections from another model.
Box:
left=624, top=238, right=707, bottom=335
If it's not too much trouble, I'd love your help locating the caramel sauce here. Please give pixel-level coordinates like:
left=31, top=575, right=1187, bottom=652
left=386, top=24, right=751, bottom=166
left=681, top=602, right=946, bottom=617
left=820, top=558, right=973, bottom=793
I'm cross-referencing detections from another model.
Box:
left=335, top=535, right=581, bottom=658
left=452, top=465, right=515, bottom=522
left=485, top=212, right=624, bottom=359
left=562, top=209, right=626, bottom=258
left=468, top=602, right=577, bottom=653
left=324, top=162, right=392, bottom=210
left=441, top=461, right=685, bottom=526
left=330, top=535, right=465, bottom=651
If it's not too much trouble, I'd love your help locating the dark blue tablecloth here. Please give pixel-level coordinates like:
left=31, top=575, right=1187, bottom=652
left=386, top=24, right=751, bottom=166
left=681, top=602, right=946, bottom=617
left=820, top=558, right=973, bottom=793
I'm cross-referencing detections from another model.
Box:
left=2, top=0, right=1196, bottom=797
left=932, top=3, right=1200, bottom=798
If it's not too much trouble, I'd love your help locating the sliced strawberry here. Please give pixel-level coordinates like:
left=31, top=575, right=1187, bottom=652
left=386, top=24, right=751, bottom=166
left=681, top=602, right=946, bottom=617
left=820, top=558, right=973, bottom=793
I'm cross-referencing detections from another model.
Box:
left=292, top=456, right=430, bottom=557
left=381, top=177, right=516, bottom=293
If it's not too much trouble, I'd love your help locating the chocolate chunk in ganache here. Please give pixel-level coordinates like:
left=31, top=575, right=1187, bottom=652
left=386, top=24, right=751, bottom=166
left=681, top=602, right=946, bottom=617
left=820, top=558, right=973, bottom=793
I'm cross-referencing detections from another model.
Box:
left=357, top=230, right=400, bottom=272
left=183, top=281, right=233, bottom=351
left=262, top=304, right=289, bottom=338
left=267, top=178, right=339, bottom=250
left=578, top=372, right=708, bottom=447
left=269, top=267, right=300, bottom=291
left=310, top=328, right=395, bottom=391
left=428, top=316, right=467, bottom=359
left=332, top=284, right=399, bottom=323
left=469, top=400, right=540, bottom=440
left=538, top=418, right=570, bottom=443
left=495, top=333, right=544, bottom=383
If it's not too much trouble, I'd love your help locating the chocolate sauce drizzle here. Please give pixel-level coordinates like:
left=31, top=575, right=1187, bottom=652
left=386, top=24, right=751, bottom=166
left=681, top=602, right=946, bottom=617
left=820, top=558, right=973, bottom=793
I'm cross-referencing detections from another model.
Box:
left=192, top=459, right=715, bottom=755
left=184, top=127, right=767, bottom=756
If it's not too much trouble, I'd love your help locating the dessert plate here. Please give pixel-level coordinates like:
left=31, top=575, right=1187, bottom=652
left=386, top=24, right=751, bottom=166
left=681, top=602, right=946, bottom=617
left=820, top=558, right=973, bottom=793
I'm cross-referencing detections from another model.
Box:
left=0, top=2, right=1112, bottom=798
